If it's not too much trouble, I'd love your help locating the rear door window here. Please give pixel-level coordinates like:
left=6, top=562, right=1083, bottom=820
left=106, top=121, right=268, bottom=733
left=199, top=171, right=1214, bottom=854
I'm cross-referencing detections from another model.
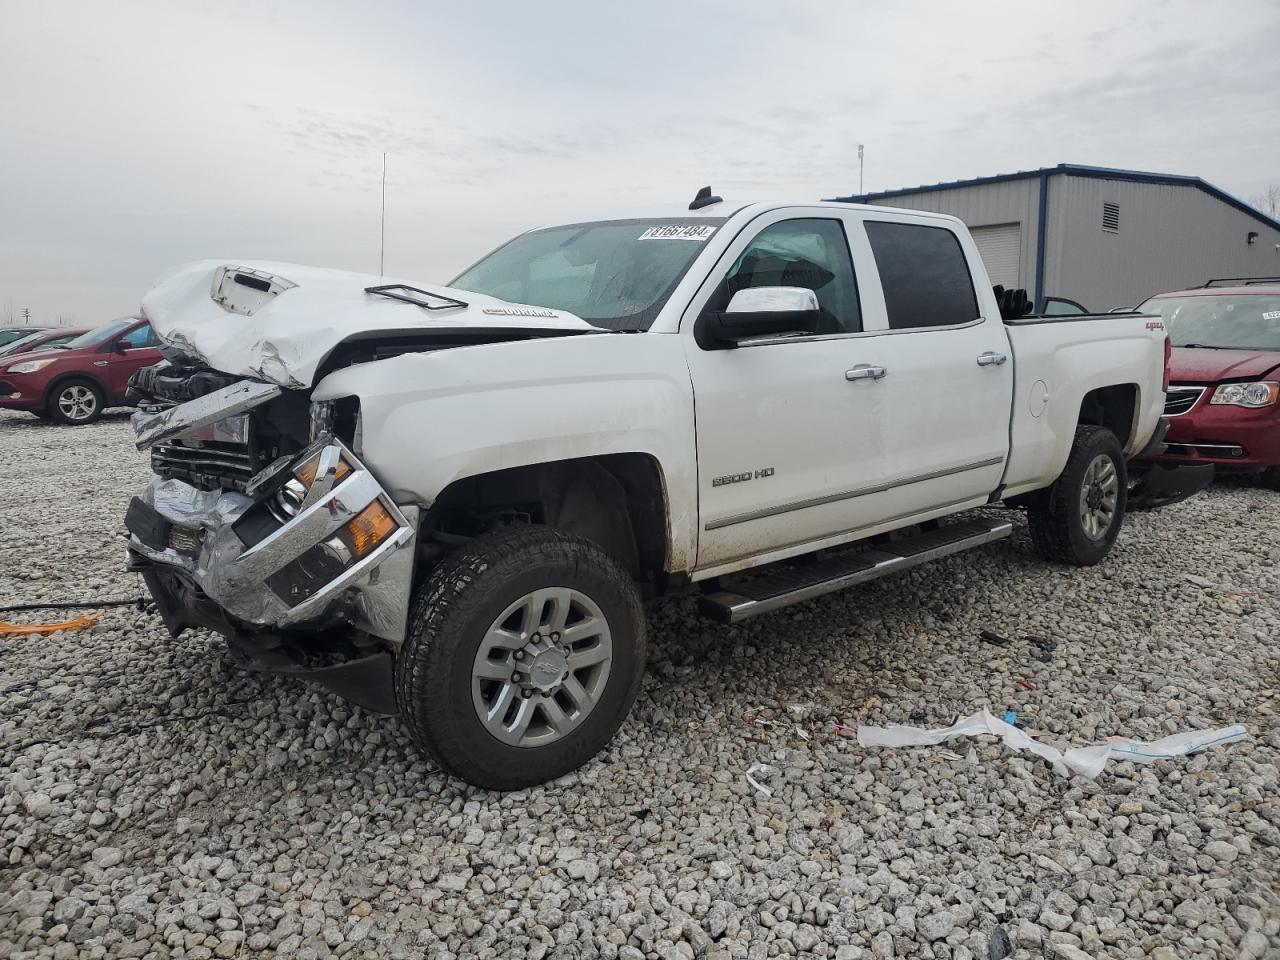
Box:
left=865, top=222, right=979, bottom=330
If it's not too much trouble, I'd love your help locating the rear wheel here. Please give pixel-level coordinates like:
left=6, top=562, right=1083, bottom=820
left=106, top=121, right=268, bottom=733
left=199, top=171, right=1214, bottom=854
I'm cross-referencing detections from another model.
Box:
left=1028, top=425, right=1127, bottom=566
left=47, top=378, right=104, bottom=425
left=395, top=525, right=646, bottom=790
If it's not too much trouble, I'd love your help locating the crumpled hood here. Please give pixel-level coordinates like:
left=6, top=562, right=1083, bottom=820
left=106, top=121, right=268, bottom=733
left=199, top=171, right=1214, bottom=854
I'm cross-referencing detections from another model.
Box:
left=1170, top=346, right=1280, bottom=383
left=141, top=260, right=598, bottom=389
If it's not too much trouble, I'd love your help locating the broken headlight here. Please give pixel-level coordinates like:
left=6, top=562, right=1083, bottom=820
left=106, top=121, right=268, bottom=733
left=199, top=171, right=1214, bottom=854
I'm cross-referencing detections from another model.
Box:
left=273, top=446, right=352, bottom=518
left=259, top=444, right=403, bottom=607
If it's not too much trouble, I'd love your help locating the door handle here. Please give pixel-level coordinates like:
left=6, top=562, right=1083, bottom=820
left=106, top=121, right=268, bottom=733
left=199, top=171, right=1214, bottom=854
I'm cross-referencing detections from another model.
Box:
left=976, top=352, right=1008, bottom=366
left=846, top=364, right=886, bottom=381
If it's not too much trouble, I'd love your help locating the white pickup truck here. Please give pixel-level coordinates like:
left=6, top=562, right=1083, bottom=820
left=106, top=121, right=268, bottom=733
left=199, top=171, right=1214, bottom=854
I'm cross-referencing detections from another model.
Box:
left=125, top=192, right=1195, bottom=789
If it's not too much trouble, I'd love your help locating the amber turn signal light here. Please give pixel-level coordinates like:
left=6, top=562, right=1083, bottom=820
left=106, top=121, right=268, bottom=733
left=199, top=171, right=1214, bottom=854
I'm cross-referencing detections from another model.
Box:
left=293, top=449, right=352, bottom=488
left=340, top=501, right=398, bottom=559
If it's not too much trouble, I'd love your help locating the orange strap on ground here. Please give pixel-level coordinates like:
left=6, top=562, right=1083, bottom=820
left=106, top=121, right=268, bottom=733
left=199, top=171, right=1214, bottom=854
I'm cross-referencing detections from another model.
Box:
left=0, top=612, right=103, bottom=636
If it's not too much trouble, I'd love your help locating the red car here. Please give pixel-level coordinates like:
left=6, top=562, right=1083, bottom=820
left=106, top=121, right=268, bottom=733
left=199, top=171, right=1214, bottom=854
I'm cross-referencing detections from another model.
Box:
left=1138, top=283, right=1280, bottom=489
left=0, top=317, right=163, bottom=425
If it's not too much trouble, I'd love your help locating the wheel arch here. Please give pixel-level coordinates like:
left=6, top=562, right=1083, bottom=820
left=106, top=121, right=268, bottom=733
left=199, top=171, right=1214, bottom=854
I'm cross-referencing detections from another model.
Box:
left=41, top=371, right=108, bottom=411
left=1077, top=383, right=1138, bottom=450
left=422, top=453, right=674, bottom=593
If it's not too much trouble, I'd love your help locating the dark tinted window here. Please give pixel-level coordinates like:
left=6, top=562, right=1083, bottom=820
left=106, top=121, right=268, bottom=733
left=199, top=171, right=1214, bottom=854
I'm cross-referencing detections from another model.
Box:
left=865, top=221, right=979, bottom=330
left=708, top=219, right=860, bottom=335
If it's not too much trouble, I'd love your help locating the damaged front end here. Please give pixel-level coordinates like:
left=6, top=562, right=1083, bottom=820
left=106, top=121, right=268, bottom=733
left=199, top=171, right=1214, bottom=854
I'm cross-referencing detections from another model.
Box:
left=126, top=364, right=417, bottom=712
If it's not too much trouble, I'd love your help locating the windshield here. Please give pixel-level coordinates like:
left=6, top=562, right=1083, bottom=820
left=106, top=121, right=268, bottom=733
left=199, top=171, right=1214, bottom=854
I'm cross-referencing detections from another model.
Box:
left=1139, top=295, right=1280, bottom=351
left=0, top=332, right=48, bottom=356
left=62, top=318, right=136, bottom=350
left=0, top=329, right=36, bottom=348
left=451, top=219, right=725, bottom=331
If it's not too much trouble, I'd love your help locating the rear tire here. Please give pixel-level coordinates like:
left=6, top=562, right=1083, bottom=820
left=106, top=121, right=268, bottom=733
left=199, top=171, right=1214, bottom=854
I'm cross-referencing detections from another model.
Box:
left=395, top=525, right=646, bottom=790
left=1028, top=425, right=1127, bottom=566
left=47, top=378, right=104, bottom=425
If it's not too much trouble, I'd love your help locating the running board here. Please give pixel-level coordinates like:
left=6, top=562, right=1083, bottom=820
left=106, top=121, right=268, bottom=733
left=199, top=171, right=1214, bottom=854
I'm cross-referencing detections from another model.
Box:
left=699, top=518, right=1013, bottom=624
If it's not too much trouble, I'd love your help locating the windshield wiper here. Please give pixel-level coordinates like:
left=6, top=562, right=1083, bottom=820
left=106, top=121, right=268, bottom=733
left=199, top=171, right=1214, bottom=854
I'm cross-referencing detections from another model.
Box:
left=1179, top=343, right=1230, bottom=350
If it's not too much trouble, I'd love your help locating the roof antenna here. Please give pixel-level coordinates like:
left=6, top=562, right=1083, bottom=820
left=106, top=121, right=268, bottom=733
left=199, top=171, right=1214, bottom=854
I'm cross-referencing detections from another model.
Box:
left=689, top=185, right=722, bottom=211
left=379, top=152, right=387, bottom=276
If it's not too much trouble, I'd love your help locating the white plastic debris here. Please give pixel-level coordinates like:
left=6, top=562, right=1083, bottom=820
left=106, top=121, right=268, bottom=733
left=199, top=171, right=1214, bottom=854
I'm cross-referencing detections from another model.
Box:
left=745, top=763, right=775, bottom=796
left=857, top=709, right=1247, bottom=779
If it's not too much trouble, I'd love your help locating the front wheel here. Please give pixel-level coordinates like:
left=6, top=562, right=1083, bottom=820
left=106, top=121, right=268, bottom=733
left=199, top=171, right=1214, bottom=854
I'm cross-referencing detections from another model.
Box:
left=1028, top=425, right=1127, bottom=566
left=1260, top=467, right=1280, bottom=492
left=47, top=378, right=105, bottom=425
left=395, top=525, right=646, bottom=790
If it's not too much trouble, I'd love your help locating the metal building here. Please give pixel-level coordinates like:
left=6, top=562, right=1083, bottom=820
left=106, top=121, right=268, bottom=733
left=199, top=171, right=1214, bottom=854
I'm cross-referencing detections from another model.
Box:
left=834, top=164, right=1280, bottom=311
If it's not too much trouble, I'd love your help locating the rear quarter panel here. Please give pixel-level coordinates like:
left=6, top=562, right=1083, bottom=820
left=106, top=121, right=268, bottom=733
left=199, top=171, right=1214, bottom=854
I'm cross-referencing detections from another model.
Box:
left=1002, top=315, right=1165, bottom=496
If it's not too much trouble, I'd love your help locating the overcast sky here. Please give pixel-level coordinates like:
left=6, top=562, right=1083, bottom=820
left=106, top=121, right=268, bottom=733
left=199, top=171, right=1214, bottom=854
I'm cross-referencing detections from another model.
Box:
left=2, top=0, right=1278, bottom=325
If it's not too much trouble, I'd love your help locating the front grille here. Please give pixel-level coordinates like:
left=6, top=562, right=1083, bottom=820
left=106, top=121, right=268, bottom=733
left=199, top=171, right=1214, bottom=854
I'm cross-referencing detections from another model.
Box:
left=152, top=438, right=257, bottom=492
left=1164, top=386, right=1205, bottom=417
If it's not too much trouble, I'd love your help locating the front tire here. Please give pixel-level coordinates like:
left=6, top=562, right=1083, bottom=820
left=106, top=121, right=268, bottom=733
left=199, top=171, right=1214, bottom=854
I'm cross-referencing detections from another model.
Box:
left=1028, top=425, right=1127, bottom=566
left=1260, top=467, right=1280, bottom=492
left=47, top=378, right=104, bottom=425
left=395, top=525, right=646, bottom=790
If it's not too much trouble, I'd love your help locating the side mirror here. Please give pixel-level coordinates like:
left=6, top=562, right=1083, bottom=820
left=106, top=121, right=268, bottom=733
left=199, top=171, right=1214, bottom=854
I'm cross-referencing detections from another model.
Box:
left=698, top=286, right=821, bottom=348
left=114, top=338, right=132, bottom=352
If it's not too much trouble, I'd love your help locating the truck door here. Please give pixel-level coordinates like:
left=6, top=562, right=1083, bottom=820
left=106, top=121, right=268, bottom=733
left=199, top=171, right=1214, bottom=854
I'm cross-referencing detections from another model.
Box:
left=683, top=210, right=894, bottom=571
left=849, top=216, right=1012, bottom=516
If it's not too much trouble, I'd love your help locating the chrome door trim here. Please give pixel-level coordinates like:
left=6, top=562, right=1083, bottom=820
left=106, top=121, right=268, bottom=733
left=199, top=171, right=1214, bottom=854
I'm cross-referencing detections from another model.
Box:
left=735, top=316, right=987, bottom=348
left=704, top=456, right=1005, bottom=531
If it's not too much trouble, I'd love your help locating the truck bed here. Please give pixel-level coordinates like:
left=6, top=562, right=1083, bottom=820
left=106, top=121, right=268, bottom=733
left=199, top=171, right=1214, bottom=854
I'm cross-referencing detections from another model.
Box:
left=1000, top=310, right=1166, bottom=497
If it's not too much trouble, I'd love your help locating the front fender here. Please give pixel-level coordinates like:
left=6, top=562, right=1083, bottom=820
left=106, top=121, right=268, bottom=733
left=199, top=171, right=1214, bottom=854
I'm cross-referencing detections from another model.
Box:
left=312, top=333, right=698, bottom=571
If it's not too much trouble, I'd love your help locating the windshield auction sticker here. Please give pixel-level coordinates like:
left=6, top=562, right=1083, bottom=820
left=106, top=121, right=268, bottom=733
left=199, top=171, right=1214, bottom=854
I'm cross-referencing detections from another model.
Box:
left=638, top=225, right=716, bottom=241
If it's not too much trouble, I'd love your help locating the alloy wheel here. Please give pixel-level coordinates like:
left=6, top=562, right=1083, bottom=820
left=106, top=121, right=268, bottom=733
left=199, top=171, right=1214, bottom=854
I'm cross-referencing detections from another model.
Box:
left=57, top=385, right=98, bottom=422
left=471, top=586, right=613, bottom=748
left=1079, top=453, right=1119, bottom=540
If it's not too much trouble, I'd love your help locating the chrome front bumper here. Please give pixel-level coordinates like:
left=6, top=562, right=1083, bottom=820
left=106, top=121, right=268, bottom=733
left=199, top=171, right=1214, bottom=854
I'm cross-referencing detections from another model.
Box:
left=127, top=387, right=417, bottom=643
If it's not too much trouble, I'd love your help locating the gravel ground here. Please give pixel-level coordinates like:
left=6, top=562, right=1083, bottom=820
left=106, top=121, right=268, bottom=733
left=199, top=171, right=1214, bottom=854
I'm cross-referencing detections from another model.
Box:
left=1, top=409, right=1278, bottom=960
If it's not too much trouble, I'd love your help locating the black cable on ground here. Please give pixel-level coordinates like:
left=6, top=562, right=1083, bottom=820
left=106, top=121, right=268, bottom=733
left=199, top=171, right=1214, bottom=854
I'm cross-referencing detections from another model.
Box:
left=0, top=598, right=146, bottom=614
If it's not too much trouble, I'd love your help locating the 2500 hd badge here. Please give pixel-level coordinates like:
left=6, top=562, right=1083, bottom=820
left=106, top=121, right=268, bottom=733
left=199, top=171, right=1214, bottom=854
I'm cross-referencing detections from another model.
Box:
left=712, top=467, right=776, bottom=487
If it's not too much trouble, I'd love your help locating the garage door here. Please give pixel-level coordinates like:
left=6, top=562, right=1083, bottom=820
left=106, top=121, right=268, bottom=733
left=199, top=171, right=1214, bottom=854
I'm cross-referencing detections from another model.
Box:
left=970, top=223, right=1021, bottom=289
